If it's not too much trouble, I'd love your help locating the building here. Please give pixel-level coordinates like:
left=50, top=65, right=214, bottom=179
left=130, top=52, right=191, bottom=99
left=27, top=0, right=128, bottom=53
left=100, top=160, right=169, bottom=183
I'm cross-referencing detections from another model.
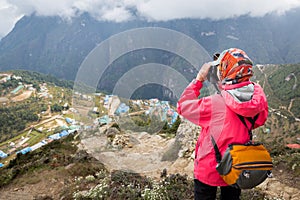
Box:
left=0, top=150, right=8, bottom=159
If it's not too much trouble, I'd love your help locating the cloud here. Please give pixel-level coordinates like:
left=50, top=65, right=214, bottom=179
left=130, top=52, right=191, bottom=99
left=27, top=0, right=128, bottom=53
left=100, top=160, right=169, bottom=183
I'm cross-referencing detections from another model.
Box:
left=1, top=0, right=300, bottom=38
left=101, top=7, right=133, bottom=22
left=0, top=0, right=23, bottom=37
left=137, top=0, right=300, bottom=20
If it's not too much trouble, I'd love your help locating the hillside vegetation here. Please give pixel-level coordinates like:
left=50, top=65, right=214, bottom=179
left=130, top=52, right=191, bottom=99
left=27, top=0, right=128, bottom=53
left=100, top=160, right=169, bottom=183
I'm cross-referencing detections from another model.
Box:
left=0, top=135, right=271, bottom=200
left=252, top=64, right=300, bottom=143
left=0, top=67, right=299, bottom=199
left=0, top=71, right=73, bottom=143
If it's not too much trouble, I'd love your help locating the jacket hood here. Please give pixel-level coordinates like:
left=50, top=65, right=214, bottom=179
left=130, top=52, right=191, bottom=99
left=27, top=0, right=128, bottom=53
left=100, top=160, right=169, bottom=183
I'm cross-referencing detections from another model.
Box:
left=221, top=82, right=268, bottom=117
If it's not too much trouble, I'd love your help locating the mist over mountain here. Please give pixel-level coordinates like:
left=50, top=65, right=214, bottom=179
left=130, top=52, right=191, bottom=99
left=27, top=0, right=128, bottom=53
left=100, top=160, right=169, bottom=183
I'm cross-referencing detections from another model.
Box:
left=0, top=9, right=299, bottom=84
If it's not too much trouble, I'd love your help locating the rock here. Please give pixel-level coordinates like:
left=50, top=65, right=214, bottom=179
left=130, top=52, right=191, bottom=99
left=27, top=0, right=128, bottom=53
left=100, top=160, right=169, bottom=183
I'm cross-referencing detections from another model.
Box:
left=257, top=177, right=300, bottom=200
left=160, top=168, right=167, bottom=178
left=283, top=193, right=290, bottom=200
left=175, top=118, right=199, bottom=159
left=137, top=132, right=149, bottom=140
left=190, top=151, right=195, bottom=160
left=73, top=150, right=90, bottom=161
left=112, top=134, right=130, bottom=148
left=184, top=160, right=194, bottom=175
left=291, top=193, right=300, bottom=200
left=161, top=140, right=181, bottom=161
left=127, top=143, right=133, bottom=148
left=33, top=194, right=53, bottom=200
left=267, top=180, right=282, bottom=194
left=64, top=163, right=75, bottom=170
left=105, top=127, right=120, bottom=137
left=284, top=186, right=298, bottom=196
left=178, top=149, right=186, bottom=158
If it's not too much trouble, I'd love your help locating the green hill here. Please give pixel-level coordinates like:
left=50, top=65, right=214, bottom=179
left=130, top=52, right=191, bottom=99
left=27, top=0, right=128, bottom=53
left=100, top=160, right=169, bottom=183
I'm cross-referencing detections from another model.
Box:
left=253, top=63, right=300, bottom=119
left=0, top=70, right=73, bottom=142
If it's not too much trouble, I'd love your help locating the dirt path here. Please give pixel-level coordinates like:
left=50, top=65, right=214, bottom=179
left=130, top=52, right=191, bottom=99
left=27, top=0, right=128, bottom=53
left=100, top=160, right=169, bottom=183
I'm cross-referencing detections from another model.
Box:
left=258, top=176, right=300, bottom=200
left=11, top=91, right=33, bottom=102
left=81, top=132, right=193, bottom=179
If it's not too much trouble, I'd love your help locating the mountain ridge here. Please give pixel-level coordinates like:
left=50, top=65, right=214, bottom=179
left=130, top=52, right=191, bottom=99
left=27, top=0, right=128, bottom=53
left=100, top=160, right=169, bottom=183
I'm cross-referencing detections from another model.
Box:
left=0, top=10, right=300, bottom=82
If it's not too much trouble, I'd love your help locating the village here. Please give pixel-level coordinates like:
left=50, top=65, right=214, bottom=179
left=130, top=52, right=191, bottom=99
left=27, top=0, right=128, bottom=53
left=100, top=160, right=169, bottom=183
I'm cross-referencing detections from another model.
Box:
left=0, top=72, right=179, bottom=168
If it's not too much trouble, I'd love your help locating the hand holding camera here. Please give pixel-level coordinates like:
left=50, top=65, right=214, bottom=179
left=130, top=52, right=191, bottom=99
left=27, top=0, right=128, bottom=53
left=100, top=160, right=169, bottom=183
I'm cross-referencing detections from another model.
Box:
left=196, top=62, right=212, bottom=82
left=196, top=52, right=220, bottom=83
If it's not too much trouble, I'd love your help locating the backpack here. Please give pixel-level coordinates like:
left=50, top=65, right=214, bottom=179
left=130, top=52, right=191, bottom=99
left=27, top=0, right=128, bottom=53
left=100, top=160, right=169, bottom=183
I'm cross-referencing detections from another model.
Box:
left=211, top=114, right=273, bottom=189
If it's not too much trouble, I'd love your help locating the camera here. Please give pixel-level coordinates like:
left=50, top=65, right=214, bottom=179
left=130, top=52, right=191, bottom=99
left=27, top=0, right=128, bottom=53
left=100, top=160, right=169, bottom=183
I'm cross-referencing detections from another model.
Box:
left=207, top=53, right=220, bottom=84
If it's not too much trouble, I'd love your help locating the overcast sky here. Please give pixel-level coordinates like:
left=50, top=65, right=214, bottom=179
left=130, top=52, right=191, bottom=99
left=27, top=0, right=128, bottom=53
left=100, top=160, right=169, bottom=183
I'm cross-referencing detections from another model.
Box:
left=1, top=0, right=300, bottom=38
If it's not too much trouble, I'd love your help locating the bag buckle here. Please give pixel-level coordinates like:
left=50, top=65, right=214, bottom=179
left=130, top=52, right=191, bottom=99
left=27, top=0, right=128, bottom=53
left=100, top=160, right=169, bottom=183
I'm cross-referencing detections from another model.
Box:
left=242, top=170, right=250, bottom=179
left=267, top=171, right=273, bottom=178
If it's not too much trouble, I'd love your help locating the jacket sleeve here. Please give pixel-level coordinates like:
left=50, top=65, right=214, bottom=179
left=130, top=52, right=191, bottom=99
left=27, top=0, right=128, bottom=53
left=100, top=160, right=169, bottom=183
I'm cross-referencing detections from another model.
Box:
left=177, top=79, right=212, bottom=126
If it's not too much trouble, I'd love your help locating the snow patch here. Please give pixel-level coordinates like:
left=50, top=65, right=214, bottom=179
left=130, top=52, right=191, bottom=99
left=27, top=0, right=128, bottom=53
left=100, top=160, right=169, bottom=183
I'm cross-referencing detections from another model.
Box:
left=226, top=35, right=239, bottom=40
left=201, top=31, right=216, bottom=36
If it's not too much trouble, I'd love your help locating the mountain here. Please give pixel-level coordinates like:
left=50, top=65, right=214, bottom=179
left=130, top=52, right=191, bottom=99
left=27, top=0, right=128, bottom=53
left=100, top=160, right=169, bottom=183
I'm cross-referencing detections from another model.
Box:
left=0, top=9, right=300, bottom=89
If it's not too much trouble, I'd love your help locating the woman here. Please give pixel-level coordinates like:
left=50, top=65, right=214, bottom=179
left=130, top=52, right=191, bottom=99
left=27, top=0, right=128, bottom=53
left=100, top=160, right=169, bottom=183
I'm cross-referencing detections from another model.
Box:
left=177, top=48, right=268, bottom=200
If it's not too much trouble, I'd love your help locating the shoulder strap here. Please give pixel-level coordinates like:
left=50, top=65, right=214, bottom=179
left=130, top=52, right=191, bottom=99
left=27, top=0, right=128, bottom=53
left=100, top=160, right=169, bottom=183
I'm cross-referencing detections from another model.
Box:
left=211, top=136, right=221, bottom=163
left=211, top=114, right=259, bottom=163
left=237, top=114, right=259, bottom=140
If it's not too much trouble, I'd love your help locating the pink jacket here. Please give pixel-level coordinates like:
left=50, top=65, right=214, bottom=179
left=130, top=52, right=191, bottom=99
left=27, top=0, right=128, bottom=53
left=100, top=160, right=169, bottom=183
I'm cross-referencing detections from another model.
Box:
left=177, top=80, right=268, bottom=186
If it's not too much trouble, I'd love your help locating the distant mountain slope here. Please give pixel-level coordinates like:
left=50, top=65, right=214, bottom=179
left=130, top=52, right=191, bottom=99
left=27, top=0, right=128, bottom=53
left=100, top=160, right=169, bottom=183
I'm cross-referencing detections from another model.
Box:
left=252, top=64, right=300, bottom=152
left=0, top=9, right=300, bottom=82
left=253, top=63, right=300, bottom=119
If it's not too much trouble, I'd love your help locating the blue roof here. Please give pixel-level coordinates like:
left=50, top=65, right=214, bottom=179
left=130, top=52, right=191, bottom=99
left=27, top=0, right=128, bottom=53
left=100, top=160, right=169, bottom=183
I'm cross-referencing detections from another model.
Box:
left=171, top=112, right=179, bottom=124
left=68, top=129, right=77, bottom=134
left=17, top=147, right=32, bottom=155
left=98, top=115, right=112, bottom=124
left=65, top=117, right=73, bottom=123
left=11, top=85, right=24, bottom=94
left=0, top=150, right=7, bottom=158
left=49, top=130, right=70, bottom=140
left=48, top=133, right=61, bottom=140
left=59, top=130, right=69, bottom=137
left=115, top=103, right=130, bottom=114
left=69, top=125, right=80, bottom=130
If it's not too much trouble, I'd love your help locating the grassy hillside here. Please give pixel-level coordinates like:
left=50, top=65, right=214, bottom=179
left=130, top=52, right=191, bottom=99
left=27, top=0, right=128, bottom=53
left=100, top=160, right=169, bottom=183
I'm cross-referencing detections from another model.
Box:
left=253, top=63, right=300, bottom=118
left=0, top=70, right=73, bottom=142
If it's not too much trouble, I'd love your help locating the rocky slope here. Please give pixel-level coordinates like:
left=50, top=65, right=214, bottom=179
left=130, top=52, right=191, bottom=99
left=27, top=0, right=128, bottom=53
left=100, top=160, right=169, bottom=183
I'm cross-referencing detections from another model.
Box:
left=0, top=118, right=299, bottom=199
left=78, top=118, right=299, bottom=200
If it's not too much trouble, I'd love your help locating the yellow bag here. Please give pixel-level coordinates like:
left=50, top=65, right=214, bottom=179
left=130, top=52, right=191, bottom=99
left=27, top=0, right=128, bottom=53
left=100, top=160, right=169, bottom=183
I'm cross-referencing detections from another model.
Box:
left=211, top=114, right=273, bottom=189
left=215, top=142, right=273, bottom=189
